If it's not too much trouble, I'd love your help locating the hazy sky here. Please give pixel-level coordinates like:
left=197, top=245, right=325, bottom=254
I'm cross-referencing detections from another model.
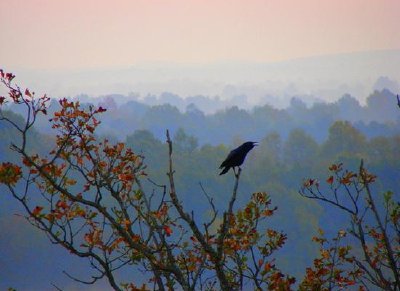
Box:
left=1, top=0, right=399, bottom=70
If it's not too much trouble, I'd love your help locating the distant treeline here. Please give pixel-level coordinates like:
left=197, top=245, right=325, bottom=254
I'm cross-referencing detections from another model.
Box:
left=6, top=88, right=398, bottom=145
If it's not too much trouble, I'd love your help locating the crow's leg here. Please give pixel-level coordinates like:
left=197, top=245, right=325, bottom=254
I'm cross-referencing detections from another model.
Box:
left=237, top=167, right=242, bottom=178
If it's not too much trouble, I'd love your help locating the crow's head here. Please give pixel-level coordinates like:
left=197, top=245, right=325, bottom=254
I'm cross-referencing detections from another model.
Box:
left=242, top=141, right=258, bottom=151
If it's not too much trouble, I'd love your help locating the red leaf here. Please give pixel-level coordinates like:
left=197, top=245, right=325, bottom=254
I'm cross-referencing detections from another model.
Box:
left=163, top=225, right=173, bottom=236
left=326, top=176, right=334, bottom=185
left=5, top=73, right=15, bottom=81
left=97, top=106, right=107, bottom=113
left=25, top=88, right=32, bottom=97
left=32, top=206, right=44, bottom=216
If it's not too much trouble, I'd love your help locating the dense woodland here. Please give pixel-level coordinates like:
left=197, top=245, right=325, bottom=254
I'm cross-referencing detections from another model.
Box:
left=1, top=83, right=399, bottom=289
left=7, top=88, right=400, bottom=144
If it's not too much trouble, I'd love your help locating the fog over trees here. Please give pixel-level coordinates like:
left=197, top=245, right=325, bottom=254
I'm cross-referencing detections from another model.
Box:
left=0, top=71, right=399, bottom=289
left=16, top=87, right=399, bottom=145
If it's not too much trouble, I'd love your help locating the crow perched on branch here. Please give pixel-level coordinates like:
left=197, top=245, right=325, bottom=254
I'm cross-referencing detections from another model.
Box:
left=219, top=141, right=258, bottom=175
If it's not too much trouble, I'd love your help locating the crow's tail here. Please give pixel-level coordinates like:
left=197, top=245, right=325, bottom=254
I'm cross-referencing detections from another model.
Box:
left=219, top=167, right=230, bottom=175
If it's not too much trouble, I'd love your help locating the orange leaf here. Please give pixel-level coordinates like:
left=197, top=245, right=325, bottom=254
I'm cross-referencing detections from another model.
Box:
left=56, top=200, right=68, bottom=209
left=326, top=176, right=334, bottom=185
left=118, top=173, right=133, bottom=182
left=321, top=249, right=330, bottom=259
left=264, top=262, right=273, bottom=273
left=29, top=168, right=38, bottom=174
left=258, top=259, right=264, bottom=268
left=0, top=162, right=22, bottom=186
left=122, top=219, right=131, bottom=229
left=77, top=156, right=83, bottom=166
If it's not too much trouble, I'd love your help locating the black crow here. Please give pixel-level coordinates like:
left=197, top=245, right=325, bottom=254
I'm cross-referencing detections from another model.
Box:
left=219, top=141, right=258, bottom=175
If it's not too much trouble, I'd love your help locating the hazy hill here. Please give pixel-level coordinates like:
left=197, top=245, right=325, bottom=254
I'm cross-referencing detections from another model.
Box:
left=9, top=49, right=400, bottom=109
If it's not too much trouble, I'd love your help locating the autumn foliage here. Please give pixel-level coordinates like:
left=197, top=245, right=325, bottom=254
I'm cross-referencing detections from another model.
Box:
left=0, top=70, right=399, bottom=290
left=300, top=162, right=400, bottom=290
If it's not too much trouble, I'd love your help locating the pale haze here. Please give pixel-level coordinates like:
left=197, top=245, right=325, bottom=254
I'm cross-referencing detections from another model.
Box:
left=1, top=0, right=399, bottom=104
left=1, top=2, right=400, bottom=290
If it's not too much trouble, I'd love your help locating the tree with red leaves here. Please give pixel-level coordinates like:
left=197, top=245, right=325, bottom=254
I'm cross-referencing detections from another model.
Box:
left=0, top=70, right=294, bottom=290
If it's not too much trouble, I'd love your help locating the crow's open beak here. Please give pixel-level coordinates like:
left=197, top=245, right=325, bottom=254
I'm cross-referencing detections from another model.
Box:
left=253, top=142, right=259, bottom=146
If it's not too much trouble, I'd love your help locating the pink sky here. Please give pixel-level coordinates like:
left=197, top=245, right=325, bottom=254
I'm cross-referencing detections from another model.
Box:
left=1, top=0, right=399, bottom=70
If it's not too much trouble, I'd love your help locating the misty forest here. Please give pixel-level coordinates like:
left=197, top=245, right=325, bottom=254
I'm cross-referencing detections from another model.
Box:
left=0, top=71, right=399, bottom=290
